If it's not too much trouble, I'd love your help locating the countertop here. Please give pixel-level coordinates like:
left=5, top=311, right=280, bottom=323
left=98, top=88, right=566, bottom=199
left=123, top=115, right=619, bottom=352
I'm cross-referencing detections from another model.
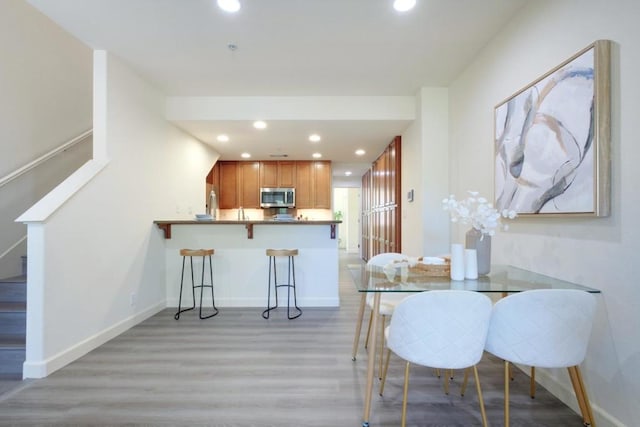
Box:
left=154, top=219, right=341, bottom=225
left=154, top=219, right=341, bottom=239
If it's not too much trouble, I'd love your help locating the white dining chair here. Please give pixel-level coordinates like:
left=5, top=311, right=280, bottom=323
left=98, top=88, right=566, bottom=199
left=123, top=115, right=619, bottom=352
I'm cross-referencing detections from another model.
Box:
left=352, top=252, right=409, bottom=378
left=380, top=290, right=493, bottom=427
left=484, top=289, right=597, bottom=427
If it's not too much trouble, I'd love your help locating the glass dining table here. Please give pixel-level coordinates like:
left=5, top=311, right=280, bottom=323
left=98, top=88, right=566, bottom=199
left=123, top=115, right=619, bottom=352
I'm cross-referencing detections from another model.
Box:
left=349, top=263, right=601, bottom=427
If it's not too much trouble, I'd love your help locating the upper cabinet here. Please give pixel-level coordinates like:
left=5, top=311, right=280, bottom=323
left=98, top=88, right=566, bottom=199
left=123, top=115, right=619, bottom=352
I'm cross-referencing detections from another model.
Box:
left=260, top=161, right=296, bottom=188
left=278, top=161, right=296, bottom=188
left=239, top=161, right=261, bottom=209
left=214, top=161, right=260, bottom=209
left=295, top=160, right=331, bottom=209
left=218, top=161, right=238, bottom=209
left=295, top=161, right=313, bottom=209
left=313, top=161, right=331, bottom=209
left=213, top=160, right=331, bottom=210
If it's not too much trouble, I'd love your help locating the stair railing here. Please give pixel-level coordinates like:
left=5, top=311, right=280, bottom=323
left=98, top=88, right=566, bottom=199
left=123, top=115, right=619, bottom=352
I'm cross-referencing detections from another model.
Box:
left=0, top=235, right=27, bottom=264
left=0, top=129, right=92, bottom=190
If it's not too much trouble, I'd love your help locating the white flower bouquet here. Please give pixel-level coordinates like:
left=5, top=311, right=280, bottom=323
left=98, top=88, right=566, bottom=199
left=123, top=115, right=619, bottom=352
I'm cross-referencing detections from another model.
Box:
left=442, top=191, right=516, bottom=236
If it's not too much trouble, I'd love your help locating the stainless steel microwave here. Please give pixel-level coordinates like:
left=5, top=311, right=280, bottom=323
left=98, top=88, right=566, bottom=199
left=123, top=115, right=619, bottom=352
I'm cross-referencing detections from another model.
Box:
left=260, top=188, right=295, bottom=208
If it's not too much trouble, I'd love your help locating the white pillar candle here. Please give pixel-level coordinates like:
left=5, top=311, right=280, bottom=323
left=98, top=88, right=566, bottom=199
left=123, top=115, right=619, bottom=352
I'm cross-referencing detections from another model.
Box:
left=450, top=244, right=465, bottom=281
left=464, top=249, right=478, bottom=279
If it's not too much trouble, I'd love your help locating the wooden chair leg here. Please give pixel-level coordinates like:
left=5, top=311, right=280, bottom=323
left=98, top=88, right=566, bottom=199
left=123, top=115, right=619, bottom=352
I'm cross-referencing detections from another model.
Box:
left=473, top=365, right=489, bottom=427
left=379, top=348, right=391, bottom=396
left=504, top=360, right=510, bottom=427
left=568, top=366, right=596, bottom=426
left=461, top=367, right=470, bottom=396
left=443, top=373, right=450, bottom=395
left=378, top=315, right=386, bottom=379
left=530, top=366, right=536, bottom=398
left=364, top=309, right=373, bottom=349
left=401, top=361, right=410, bottom=427
left=351, top=293, right=367, bottom=361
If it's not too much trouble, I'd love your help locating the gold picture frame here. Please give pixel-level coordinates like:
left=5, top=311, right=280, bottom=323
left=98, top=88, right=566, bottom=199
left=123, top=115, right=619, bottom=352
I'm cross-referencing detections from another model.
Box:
left=494, top=40, right=611, bottom=216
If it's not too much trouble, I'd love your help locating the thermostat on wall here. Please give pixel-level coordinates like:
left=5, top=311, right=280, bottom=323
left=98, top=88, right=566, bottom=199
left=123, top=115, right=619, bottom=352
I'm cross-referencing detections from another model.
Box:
left=407, top=189, right=414, bottom=202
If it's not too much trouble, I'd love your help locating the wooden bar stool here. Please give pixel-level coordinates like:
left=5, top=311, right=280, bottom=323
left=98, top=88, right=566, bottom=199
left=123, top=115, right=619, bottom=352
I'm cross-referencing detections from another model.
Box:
left=262, top=249, right=302, bottom=320
left=175, top=249, right=219, bottom=320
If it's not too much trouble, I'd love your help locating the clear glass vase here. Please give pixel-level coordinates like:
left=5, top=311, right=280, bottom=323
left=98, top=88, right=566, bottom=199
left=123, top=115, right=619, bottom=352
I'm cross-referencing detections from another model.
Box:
left=465, top=228, right=491, bottom=275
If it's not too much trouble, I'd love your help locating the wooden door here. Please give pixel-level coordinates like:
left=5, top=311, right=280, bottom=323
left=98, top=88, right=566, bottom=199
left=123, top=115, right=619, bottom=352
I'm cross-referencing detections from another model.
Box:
left=361, top=170, right=371, bottom=261
left=390, top=136, right=401, bottom=252
left=388, top=139, right=397, bottom=205
left=361, top=136, right=402, bottom=258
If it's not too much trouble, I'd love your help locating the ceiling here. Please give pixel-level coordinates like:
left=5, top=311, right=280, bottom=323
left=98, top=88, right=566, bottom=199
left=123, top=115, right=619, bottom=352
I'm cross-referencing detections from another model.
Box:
left=28, top=0, right=526, bottom=185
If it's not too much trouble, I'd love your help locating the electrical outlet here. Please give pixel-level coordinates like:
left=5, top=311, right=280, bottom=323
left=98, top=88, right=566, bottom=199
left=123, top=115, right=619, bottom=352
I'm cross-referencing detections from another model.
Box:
left=130, top=292, right=137, bottom=307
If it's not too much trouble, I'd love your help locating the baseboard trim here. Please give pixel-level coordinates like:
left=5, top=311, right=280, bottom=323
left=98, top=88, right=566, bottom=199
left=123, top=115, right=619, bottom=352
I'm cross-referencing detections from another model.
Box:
left=22, top=301, right=165, bottom=379
left=516, top=364, right=626, bottom=427
left=166, top=297, right=340, bottom=308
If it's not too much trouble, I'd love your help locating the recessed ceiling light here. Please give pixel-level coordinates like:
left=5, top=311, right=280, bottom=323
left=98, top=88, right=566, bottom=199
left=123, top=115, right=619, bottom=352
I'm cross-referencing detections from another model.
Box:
left=312, top=153, right=322, bottom=159
left=253, top=120, right=267, bottom=129
left=309, top=134, right=321, bottom=142
left=241, top=152, right=251, bottom=158
left=355, top=149, right=366, bottom=156
left=393, top=0, right=416, bottom=12
left=216, top=134, right=229, bottom=142
left=217, top=0, right=241, bottom=13
left=345, top=171, right=352, bottom=176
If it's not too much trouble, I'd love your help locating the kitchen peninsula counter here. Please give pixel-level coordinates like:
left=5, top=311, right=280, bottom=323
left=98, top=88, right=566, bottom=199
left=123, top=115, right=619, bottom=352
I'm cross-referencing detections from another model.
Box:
left=154, top=219, right=340, bottom=239
left=154, top=219, right=342, bottom=308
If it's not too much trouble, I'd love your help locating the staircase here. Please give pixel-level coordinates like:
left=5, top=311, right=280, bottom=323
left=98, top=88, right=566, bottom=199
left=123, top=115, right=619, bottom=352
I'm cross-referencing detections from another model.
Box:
left=0, top=257, right=26, bottom=379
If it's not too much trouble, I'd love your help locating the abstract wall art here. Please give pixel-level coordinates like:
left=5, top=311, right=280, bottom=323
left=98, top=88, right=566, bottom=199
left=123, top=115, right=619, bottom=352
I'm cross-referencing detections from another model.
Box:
left=494, top=40, right=611, bottom=216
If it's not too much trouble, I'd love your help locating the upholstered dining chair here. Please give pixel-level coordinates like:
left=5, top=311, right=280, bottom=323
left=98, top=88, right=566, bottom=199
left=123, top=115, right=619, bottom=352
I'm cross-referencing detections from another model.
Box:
left=484, top=289, right=597, bottom=427
left=379, top=290, right=493, bottom=427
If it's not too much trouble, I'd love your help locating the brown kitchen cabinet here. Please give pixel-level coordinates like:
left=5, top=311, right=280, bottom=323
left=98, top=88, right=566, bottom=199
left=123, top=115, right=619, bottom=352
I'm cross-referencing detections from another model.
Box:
left=260, top=161, right=296, bottom=188
left=218, top=161, right=238, bottom=209
left=212, top=160, right=330, bottom=210
left=313, top=161, right=331, bottom=209
left=295, top=161, right=312, bottom=208
left=215, top=161, right=260, bottom=209
left=239, top=161, right=261, bottom=208
left=295, top=161, right=331, bottom=209
left=278, top=161, right=296, bottom=187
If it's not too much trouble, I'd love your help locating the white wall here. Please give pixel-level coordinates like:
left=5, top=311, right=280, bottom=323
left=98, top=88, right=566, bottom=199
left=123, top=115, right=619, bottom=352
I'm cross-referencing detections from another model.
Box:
left=400, top=103, right=423, bottom=257
left=333, top=187, right=360, bottom=252
left=334, top=188, right=348, bottom=249
left=21, top=51, right=219, bottom=378
left=401, top=88, right=450, bottom=257
left=0, top=1, right=92, bottom=177
left=0, top=1, right=92, bottom=278
left=419, top=88, right=450, bottom=256
left=448, top=1, right=640, bottom=425
left=346, top=187, right=360, bottom=253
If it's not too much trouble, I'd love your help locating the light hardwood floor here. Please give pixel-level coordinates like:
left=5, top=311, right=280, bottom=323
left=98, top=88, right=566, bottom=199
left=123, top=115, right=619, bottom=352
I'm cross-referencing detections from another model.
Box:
left=0, top=252, right=586, bottom=426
